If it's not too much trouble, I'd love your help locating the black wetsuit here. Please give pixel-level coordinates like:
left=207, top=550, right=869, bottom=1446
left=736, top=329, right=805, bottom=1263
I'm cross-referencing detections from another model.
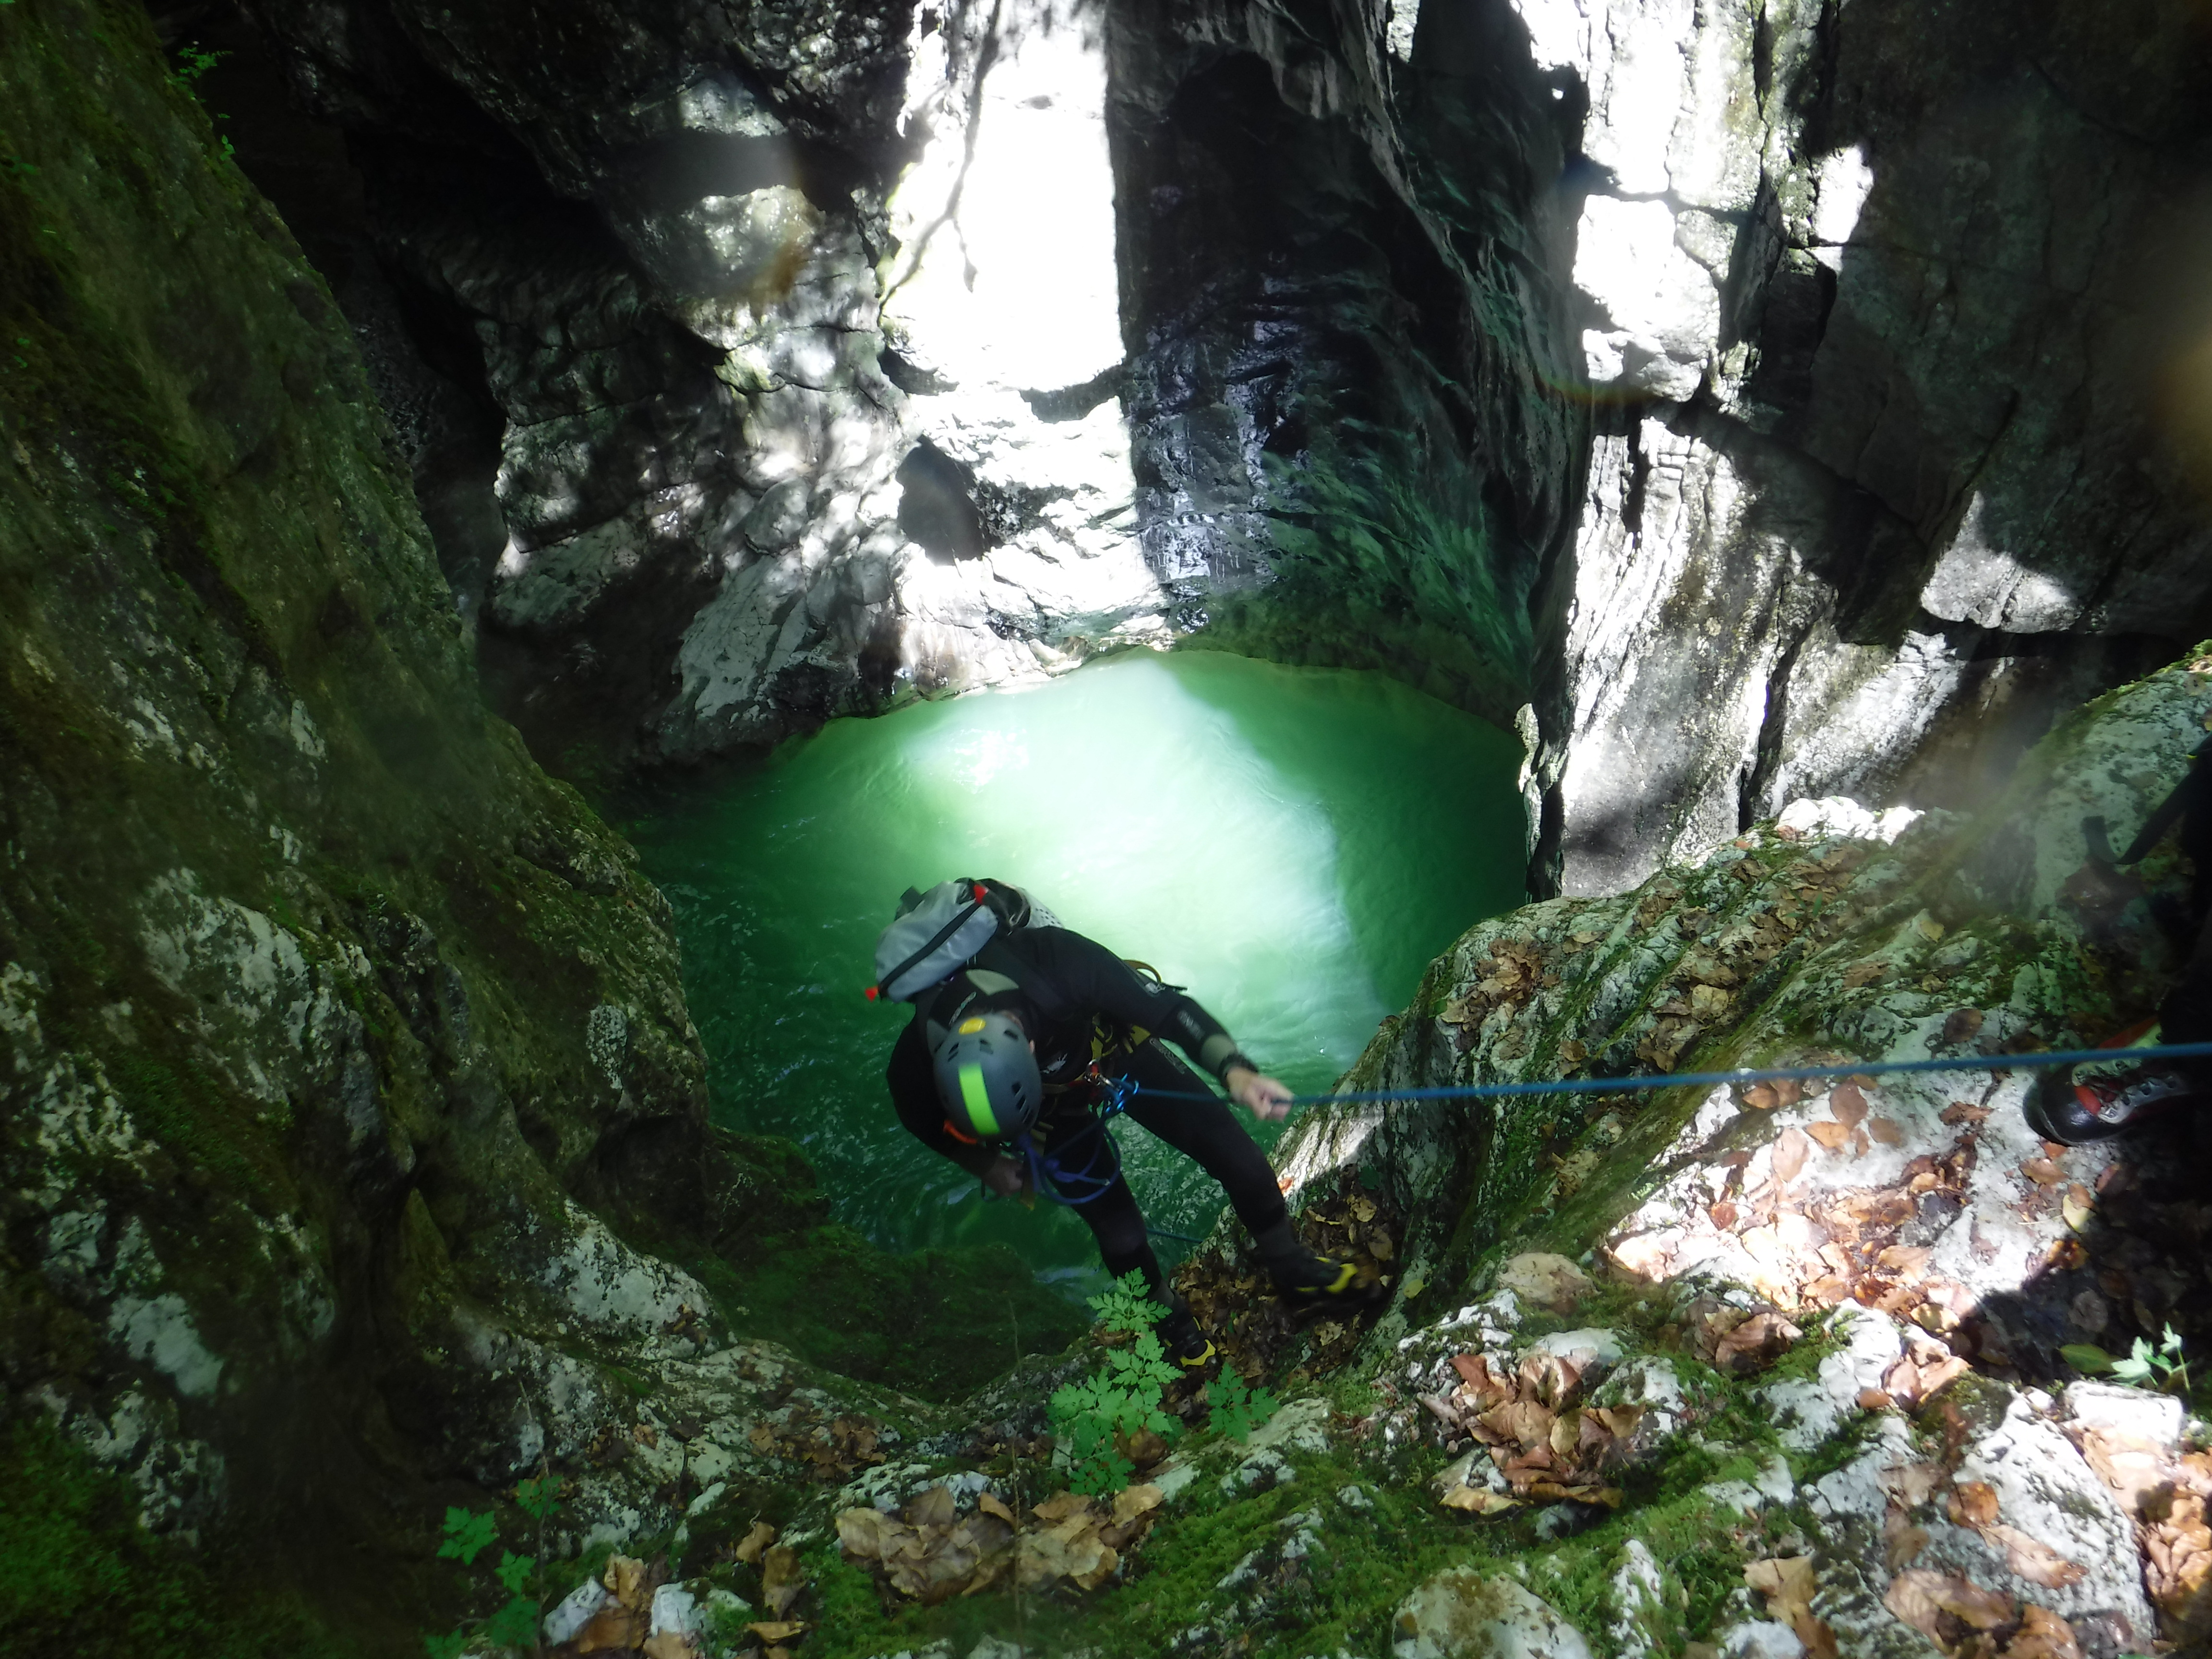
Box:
left=886, top=926, right=1289, bottom=1300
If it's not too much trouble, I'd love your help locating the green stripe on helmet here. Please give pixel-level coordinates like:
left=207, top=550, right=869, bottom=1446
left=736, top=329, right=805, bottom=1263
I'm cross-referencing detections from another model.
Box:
left=959, top=1062, right=1001, bottom=1137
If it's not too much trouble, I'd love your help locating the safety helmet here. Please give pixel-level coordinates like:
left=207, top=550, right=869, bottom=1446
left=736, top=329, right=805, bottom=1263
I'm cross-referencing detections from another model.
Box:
left=931, top=1009, right=1042, bottom=1141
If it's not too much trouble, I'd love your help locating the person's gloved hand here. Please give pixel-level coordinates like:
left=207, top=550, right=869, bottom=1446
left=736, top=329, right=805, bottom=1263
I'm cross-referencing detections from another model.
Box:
left=1226, top=1066, right=1295, bottom=1121
left=982, top=1154, right=1031, bottom=1198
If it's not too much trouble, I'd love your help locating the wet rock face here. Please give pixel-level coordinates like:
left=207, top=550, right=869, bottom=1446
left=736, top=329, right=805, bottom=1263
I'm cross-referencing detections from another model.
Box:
left=1105, top=0, right=1587, bottom=719
left=1536, top=0, right=2212, bottom=893
left=225, top=0, right=1590, bottom=769
left=211, top=0, right=2211, bottom=897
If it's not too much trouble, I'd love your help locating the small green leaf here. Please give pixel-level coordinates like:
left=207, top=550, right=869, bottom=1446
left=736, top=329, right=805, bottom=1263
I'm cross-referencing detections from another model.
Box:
left=493, top=1550, right=535, bottom=1596
left=436, top=1506, right=498, bottom=1565
left=515, top=1475, right=562, bottom=1520
left=424, top=1632, right=468, bottom=1659
left=482, top=1593, right=541, bottom=1648
left=2059, top=1343, right=2117, bottom=1375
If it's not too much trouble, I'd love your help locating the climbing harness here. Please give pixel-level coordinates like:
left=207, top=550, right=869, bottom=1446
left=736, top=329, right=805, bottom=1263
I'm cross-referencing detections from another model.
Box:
left=1012, top=1064, right=1142, bottom=1207
left=1126, top=1040, right=2212, bottom=1110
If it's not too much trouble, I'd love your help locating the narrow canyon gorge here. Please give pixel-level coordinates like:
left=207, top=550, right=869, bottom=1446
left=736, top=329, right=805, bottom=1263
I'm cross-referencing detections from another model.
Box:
left=3, top=0, right=2211, bottom=1655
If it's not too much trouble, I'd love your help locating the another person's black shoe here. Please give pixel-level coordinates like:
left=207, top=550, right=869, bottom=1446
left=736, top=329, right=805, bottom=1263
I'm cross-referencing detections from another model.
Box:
left=2027, top=1064, right=2199, bottom=1145
left=1270, top=1250, right=1388, bottom=1318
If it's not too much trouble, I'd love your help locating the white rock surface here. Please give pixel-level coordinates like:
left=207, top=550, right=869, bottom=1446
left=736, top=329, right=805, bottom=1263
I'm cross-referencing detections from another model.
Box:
left=542, top=1577, right=612, bottom=1645
left=1393, top=1569, right=1595, bottom=1659
left=1716, top=1622, right=1805, bottom=1659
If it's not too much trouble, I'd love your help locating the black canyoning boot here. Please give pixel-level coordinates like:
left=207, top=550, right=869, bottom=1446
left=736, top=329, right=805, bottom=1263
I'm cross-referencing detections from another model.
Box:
left=1155, top=1303, right=1216, bottom=1371
left=2027, top=1063, right=2200, bottom=1145
left=1253, top=1220, right=1387, bottom=1319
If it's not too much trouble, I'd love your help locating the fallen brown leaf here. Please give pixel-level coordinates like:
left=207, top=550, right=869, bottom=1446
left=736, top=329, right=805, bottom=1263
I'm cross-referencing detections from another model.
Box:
left=1884, top=1514, right=1930, bottom=1571
left=2061, top=1186, right=2093, bottom=1232
left=978, top=1491, right=1016, bottom=1524
left=602, top=1555, right=659, bottom=1613
left=1877, top=1460, right=1942, bottom=1509
left=1917, top=1357, right=1969, bottom=1397
left=745, top=1623, right=807, bottom=1643
left=1985, top=1523, right=2087, bottom=1590
left=1883, top=1569, right=2013, bottom=1638
left=1867, top=1117, right=1905, bottom=1146
left=1710, top=1311, right=1802, bottom=1374
left=2022, top=1158, right=2065, bottom=1187
left=1440, top=1485, right=1520, bottom=1514
left=1830, top=1082, right=1869, bottom=1127
left=1745, top=1556, right=1836, bottom=1657
left=640, top=1633, right=696, bottom=1659
left=576, top=1607, right=650, bottom=1653
left=1743, top=1083, right=1780, bottom=1111
left=1773, top=1128, right=1812, bottom=1185
left=1940, top=1102, right=1993, bottom=1127
left=1948, top=1481, right=2000, bottom=1528
left=2004, top=1605, right=2083, bottom=1659
left=1111, top=1484, right=1164, bottom=1527
left=733, top=1522, right=776, bottom=1565
left=1806, top=1120, right=1851, bottom=1151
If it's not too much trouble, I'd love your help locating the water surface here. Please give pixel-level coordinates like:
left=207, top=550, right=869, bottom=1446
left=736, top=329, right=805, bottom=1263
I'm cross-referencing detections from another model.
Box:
left=624, top=650, right=1526, bottom=1289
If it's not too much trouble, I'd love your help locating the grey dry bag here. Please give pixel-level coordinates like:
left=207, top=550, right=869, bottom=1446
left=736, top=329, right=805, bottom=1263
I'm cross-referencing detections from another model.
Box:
left=869, top=878, right=1058, bottom=1002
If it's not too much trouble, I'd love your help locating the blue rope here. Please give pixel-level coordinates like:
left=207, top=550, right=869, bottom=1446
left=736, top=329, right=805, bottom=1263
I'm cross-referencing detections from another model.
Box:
left=1129, top=1040, right=2212, bottom=1109
left=1012, top=1069, right=1145, bottom=1207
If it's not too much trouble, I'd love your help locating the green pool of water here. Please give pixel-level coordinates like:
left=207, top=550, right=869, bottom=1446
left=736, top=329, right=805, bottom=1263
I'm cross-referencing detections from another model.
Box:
left=622, top=649, right=1526, bottom=1289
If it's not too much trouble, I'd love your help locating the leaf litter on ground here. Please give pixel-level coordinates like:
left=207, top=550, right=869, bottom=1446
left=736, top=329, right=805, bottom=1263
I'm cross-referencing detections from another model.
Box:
left=835, top=1480, right=1165, bottom=1604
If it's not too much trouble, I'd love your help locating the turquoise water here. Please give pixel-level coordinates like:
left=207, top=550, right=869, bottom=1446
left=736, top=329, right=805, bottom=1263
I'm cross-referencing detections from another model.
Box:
left=622, top=649, right=1526, bottom=1287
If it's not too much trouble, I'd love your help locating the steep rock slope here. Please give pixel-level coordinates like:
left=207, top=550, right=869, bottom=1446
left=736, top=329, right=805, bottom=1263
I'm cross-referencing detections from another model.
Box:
left=0, top=5, right=1075, bottom=1647
left=1241, top=644, right=2212, bottom=1655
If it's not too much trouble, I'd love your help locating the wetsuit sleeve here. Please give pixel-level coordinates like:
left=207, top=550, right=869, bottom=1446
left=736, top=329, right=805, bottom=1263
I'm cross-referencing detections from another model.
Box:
left=1026, top=928, right=1256, bottom=1083
left=889, top=1018, right=999, bottom=1177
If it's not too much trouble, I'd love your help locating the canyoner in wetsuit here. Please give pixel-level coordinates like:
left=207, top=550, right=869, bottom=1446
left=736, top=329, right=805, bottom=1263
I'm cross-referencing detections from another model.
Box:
left=875, top=878, right=1376, bottom=1368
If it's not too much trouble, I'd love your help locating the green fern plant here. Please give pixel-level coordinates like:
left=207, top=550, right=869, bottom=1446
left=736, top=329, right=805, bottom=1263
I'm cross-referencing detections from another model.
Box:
left=1207, top=1370, right=1279, bottom=1444
left=2064, top=1323, right=2191, bottom=1395
left=1049, top=1273, right=1183, bottom=1495
left=1046, top=1273, right=1280, bottom=1494
left=425, top=1474, right=565, bottom=1658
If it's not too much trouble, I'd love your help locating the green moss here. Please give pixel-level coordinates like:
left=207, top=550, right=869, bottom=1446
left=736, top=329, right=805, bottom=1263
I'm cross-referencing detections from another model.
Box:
left=0, top=1416, right=355, bottom=1659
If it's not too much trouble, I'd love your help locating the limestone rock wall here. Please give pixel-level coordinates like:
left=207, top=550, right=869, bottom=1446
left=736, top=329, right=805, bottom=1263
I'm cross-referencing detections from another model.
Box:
left=236, top=0, right=1190, bottom=763
left=1533, top=0, right=2212, bottom=893
left=0, top=1, right=951, bottom=1637
left=223, top=0, right=1589, bottom=770
left=1102, top=0, right=1589, bottom=721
